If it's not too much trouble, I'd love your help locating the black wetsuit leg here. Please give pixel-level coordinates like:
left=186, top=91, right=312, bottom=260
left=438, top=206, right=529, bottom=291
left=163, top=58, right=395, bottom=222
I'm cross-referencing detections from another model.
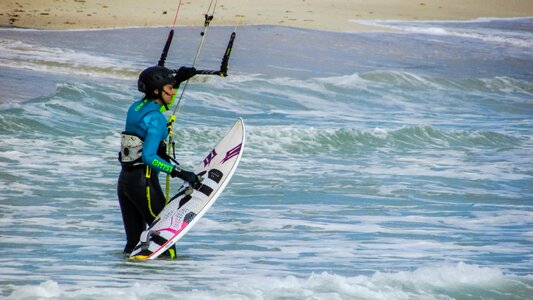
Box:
left=117, top=166, right=167, bottom=253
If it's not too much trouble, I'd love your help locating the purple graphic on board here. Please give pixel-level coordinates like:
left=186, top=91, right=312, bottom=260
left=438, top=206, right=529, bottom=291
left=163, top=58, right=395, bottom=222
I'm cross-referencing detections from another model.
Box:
left=221, top=143, right=242, bottom=164
left=203, top=149, right=218, bottom=167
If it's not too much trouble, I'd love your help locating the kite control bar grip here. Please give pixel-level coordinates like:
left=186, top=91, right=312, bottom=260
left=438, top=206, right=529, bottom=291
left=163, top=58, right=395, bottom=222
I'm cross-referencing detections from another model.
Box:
left=172, top=69, right=225, bottom=76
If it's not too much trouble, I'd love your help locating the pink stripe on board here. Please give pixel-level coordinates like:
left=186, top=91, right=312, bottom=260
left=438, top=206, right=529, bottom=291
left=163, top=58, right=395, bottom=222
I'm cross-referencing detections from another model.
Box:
left=159, top=221, right=189, bottom=236
left=149, top=221, right=190, bottom=259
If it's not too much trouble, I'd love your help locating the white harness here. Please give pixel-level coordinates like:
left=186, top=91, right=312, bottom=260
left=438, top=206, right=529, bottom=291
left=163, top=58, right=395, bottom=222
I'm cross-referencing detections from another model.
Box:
left=119, top=132, right=144, bottom=166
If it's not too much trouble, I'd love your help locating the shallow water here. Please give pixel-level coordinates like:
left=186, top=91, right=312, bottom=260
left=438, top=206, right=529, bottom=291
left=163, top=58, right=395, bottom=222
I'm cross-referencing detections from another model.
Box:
left=0, top=19, right=532, bottom=299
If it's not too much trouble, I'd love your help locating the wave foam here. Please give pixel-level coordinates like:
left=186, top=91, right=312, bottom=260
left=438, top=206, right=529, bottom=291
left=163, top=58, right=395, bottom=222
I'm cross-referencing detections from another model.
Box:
left=352, top=19, right=533, bottom=48
left=6, top=263, right=531, bottom=300
left=0, top=39, right=138, bottom=79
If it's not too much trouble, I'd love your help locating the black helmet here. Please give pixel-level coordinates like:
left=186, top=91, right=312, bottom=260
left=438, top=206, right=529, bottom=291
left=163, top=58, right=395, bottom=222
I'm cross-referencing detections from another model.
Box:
left=138, top=66, right=176, bottom=99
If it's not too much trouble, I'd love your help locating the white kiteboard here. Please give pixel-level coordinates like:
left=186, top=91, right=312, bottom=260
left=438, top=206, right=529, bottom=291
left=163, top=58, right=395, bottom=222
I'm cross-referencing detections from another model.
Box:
left=130, top=118, right=245, bottom=260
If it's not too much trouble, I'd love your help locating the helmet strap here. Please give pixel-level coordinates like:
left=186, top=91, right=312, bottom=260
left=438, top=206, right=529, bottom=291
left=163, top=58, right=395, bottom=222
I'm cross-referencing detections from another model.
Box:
left=154, top=88, right=172, bottom=111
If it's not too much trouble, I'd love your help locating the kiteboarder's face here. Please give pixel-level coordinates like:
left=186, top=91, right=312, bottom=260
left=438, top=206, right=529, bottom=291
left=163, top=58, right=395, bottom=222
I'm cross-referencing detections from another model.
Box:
left=160, top=84, right=175, bottom=105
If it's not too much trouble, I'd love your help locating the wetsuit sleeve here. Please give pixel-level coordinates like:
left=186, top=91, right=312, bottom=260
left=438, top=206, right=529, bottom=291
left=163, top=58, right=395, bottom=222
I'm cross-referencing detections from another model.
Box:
left=141, top=113, right=175, bottom=174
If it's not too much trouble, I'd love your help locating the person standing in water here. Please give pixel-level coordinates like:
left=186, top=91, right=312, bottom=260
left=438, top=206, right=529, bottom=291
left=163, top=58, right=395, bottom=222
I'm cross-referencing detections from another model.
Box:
left=117, top=65, right=201, bottom=257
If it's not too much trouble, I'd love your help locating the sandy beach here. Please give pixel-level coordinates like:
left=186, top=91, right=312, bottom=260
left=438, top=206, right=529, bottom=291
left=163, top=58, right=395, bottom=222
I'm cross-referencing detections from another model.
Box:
left=1, top=0, right=532, bottom=31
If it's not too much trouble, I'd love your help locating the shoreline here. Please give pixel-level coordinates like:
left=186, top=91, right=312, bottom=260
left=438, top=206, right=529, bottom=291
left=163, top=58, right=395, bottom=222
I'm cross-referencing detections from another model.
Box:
left=0, top=17, right=531, bottom=34
left=1, top=0, right=532, bottom=32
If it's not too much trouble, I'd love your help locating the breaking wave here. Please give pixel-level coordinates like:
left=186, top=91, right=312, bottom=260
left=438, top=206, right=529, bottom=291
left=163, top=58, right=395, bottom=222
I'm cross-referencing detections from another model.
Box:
left=5, top=263, right=532, bottom=300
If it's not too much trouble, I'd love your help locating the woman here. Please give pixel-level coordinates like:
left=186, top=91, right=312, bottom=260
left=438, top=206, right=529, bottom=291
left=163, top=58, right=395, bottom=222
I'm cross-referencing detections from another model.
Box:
left=117, top=65, right=200, bottom=256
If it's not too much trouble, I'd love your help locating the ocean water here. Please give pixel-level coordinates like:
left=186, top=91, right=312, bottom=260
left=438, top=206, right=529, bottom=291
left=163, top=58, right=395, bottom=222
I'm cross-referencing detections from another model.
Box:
left=0, top=18, right=532, bottom=299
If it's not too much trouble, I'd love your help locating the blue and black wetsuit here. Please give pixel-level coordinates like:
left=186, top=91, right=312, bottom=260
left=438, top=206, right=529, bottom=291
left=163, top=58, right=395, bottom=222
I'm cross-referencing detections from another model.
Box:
left=117, top=98, right=176, bottom=254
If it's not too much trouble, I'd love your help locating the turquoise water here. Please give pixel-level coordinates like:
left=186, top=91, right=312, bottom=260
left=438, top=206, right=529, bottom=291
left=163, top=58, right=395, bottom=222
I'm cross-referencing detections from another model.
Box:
left=0, top=19, right=532, bottom=299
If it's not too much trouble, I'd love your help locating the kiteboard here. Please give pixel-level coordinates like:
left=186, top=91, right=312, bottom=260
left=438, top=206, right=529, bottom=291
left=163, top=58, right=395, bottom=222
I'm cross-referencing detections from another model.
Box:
left=130, top=118, right=245, bottom=260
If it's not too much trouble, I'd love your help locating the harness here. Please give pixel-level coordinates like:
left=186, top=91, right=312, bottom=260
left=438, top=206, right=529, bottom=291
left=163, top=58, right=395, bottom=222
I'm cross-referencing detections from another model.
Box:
left=118, top=132, right=171, bottom=217
left=119, top=132, right=144, bottom=167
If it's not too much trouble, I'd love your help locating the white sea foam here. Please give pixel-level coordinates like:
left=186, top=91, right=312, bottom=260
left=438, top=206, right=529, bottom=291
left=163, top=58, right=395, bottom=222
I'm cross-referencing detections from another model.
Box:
left=5, top=263, right=529, bottom=300
left=0, top=39, right=138, bottom=79
left=352, top=19, right=533, bottom=48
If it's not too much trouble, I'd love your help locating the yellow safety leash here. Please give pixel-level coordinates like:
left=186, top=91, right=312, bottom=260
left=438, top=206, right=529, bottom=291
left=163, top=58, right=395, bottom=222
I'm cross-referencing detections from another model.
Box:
left=145, top=165, right=156, bottom=218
